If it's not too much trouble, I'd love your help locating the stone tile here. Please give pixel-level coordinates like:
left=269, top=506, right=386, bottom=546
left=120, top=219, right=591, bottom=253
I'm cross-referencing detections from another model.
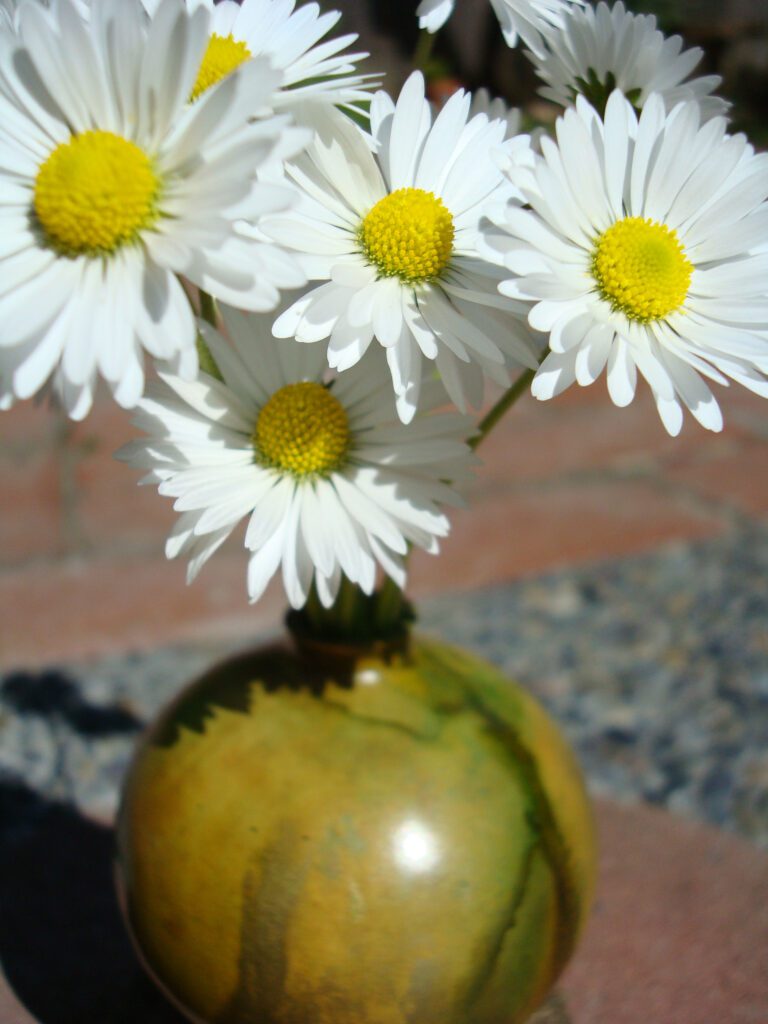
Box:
left=0, top=451, right=63, bottom=567
left=660, top=440, right=768, bottom=520
left=27, top=391, right=176, bottom=554
left=716, top=386, right=768, bottom=442
left=72, top=435, right=178, bottom=554
left=0, top=397, right=58, bottom=452
left=0, top=546, right=285, bottom=669
left=0, top=473, right=728, bottom=667
left=410, top=477, right=725, bottom=597
left=68, top=393, right=137, bottom=456
left=562, top=800, right=768, bottom=1023
left=474, top=384, right=755, bottom=493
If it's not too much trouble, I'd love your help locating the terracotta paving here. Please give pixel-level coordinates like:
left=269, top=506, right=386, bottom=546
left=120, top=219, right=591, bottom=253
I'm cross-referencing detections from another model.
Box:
left=1, top=382, right=767, bottom=668
left=562, top=800, right=768, bottom=1023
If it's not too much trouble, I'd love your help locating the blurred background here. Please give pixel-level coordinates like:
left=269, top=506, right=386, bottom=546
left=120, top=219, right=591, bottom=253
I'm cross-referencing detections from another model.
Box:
left=334, top=0, right=768, bottom=143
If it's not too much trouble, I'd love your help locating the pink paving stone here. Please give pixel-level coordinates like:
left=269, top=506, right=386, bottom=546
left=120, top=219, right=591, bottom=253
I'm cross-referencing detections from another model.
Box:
left=0, top=468, right=728, bottom=667
left=66, top=395, right=181, bottom=552
left=0, top=451, right=64, bottom=567
left=0, top=474, right=726, bottom=667
left=0, top=800, right=765, bottom=1022
left=521, top=373, right=767, bottom=428
left=0, top=397, right=58, bottom=450
left=0, top=546, right=285, bottom=669
left=409, top=476, right=724, bottom=598
left=561, top=800, right=768, bottom=1023
left=659, top=439, right=768, bottom=520
left=474, top=383, right=763, bottom=495
left=475, top=389, right=713, bottom=491
left=716, top=387, right=768, bottom=442
left=73, top=434, right=179, bottom=554
left=67, top=390, right=135, bottom=449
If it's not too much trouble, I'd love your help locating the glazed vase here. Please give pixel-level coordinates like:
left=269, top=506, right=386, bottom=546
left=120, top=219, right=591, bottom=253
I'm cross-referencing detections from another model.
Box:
left=116, top=630, right=596, bottom=1024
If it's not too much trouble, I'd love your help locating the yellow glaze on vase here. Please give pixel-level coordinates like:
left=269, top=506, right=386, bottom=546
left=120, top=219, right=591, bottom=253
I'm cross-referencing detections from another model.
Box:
left=116, top=634, right=596, bottom=1024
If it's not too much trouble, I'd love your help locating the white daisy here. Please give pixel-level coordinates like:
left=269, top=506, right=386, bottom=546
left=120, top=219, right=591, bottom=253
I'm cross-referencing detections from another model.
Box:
left=416, top=0, right=584, bottom=57
left=470, top=87, right=523, bottom=139
left=0, top=0, right=24, bottom=31
left=483, top=91, right=768, bottom=435
left=0, top=0, right=307, bottom=420
left=531, top=1, right=729, bottom=121
left=140, top=0, right=376, bottom=117
left=266, top=73, right=539, bottom=423
left=0, top=0, right=90, bottom=32
left=118, top=304, right=475, bottom=609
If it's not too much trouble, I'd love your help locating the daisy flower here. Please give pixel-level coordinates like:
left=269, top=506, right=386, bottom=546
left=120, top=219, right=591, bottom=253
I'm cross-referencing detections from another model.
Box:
left=530, top=1, right=728, bottom=120
left=471, top=87, right=523, bottom=140
left=0, top=0, right=23, bottom=31
left=0, top=0, right=307, bottom=419
left=0, top=0, right=90, bottom=30
left=267, top=73, right=539, bottom=423
left=416, top=0, right=584, bottom=57
left=483, top=91, right=768, bottom=435
left=141, top=0, right=376, bottom=117
left=118, top=305, right=475, bottom=609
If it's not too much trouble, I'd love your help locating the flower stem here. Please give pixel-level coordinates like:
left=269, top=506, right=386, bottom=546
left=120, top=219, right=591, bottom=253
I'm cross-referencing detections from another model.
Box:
left=470, top=368, right=535, bottom=451
left=303, top=585, right=331, bottom=638
left=196, top=290, right=223, bottom=381
left=336, top=576, right=364, bottom=633
left=413, top=29, right=435, bottom=73
left=374, top=575, right=405, bottom=633
left=198, top=290, right=218, bottom=328
left=296, top=575, right=412, bottom=643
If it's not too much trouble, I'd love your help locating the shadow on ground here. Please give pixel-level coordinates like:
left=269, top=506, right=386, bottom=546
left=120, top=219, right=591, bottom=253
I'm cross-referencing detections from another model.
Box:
left=1, top=670, right=142, bottom=736
left=0, top=779, right=184, bottom=1023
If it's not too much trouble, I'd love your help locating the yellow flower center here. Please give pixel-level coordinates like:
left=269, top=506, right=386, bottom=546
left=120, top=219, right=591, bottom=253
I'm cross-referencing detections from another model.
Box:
left=592, top=216, right=692, bottom=323
left=359, top=187, right=454, bottom=284
left=34, top=131, right=160, bottom=257
left=254, top=382, right=350, bottom=477
left=190, top=32, right=252, bottom=101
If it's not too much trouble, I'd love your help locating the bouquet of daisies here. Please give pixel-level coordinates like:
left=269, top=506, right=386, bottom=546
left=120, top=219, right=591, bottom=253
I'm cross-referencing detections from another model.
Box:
left=1, top=0, right=767, bottom=635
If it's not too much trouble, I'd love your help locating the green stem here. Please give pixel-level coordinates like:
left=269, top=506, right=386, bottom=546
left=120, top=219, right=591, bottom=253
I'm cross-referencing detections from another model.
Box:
left=295, top=575, right=411, bottom=643
left=304, top=586, right=327, bottom=636
left=413, top=29, right=436, bottom=73
left=470, top=368, right=535, bottom=451
left=336, top=576, right=364, bottom=633
left=374, top=575, right=405, bottom=633
left=196, top=290, right=223, bottom=381
left=198, top=290, right=218, bottom=328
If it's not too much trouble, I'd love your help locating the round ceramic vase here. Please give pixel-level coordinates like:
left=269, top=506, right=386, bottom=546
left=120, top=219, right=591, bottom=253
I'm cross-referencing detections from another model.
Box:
left=116, top=633, right=596, bottom=1024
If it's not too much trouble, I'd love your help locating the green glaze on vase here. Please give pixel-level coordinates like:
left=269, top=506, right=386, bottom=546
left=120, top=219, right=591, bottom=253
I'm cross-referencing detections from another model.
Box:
left=116, top=633, right=596, bottom=1024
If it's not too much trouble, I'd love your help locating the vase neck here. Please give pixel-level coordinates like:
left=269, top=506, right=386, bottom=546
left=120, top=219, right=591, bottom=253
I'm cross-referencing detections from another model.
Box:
left=286, top=612, right=411, bottom=669
left=288, top=577, right=414, bottom=654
